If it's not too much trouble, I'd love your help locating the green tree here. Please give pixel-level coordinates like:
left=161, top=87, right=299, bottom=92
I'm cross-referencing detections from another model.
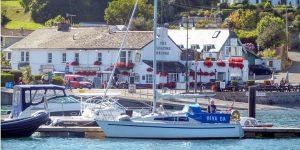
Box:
left=256, top=16, right=285, bottom=34
left=22, top=66, right=32, bottom=84
left=195, top=20, right=208, bottom=28
left=45, top=15, right=65, bottom=26
left=104, top=0, right=153, bottom=25
left=227, top=9, right=242, bottom=29
left=1, top=11, right=10, bottom=26
left=131, top=16, right=153, bottom=31
left=1, top=52, right=10, bottom=66
left=240, top=10, right=257, bottom=30
left=256, top=22, right=286, bottom=49
left=264, top=2, right=272, bottom=9
left=293, top=15, right=300, bottom=31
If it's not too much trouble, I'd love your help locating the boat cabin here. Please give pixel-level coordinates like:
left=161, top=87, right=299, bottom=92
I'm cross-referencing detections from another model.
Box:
left=10, top=85, right=68, bottom=119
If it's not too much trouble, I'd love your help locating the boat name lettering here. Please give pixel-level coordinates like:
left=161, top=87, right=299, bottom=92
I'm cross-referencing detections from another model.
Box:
left=206, top=116, right=227, bottom=122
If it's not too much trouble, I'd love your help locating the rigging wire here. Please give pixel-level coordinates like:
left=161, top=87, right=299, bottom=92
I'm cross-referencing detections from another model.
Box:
left=104, top=0, right=139, bottom=96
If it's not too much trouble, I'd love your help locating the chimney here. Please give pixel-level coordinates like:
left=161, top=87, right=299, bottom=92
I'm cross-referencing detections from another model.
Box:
left=57, top=19, right=70, bottom=31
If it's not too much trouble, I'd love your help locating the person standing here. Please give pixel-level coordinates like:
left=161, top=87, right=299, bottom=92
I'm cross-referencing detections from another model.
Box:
left=207, top=100, right=217, bottom=113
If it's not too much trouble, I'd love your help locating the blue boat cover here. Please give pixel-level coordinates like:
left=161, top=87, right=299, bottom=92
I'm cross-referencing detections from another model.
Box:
left=185, top=104, right=231, bottom=124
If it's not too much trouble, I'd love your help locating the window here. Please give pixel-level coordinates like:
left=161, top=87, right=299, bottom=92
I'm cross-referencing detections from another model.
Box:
left=230, top=38, right=238, bottom=46
left=75, top=53, right=79, bottom=62
left=191, top=44, right=200, bottom=50
left=97, top=53, right=102, bottom=62
left=21, top=51, right=29, bottom=62
left=7, top=52, right=11, bottom=61
left=62, top=53, right=66, bottom=63
left=212, top=31, right=221, bottom=38
left=203, top=44, right=215, bottom=52
left=167, top=73, right=178, bottom=82
left=128, top=51, right=132, bottom=63
left=134, top=73, right=140, bottom=83
left=48, top=53, right=52, bottom=63
left=120, top=51, right=126, bottom=63
left=225, top=47, right=231, bottom=56
left=146, top=74, right=153, bottom=84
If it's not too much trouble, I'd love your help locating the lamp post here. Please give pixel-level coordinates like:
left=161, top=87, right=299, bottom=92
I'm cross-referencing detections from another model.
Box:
left=215, top=69, right=217, bottom=81
left=200, top=68, right=202, bottom=92
left=183, top=16, right=190, bottom=93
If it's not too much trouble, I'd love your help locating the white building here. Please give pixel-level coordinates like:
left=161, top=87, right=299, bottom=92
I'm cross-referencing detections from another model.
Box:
left=221, top=0, right=300, bottom=8
left=5, top=27, right=248, bottom=88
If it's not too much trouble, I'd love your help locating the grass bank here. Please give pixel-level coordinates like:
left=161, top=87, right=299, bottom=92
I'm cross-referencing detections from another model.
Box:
left=1, top=0, right=44, bottom=30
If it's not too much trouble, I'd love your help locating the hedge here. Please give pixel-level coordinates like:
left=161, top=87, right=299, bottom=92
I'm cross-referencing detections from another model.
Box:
left=52, top=76, right=64, bottom=86
left=8, top=70, right=23, bottom=84
left=231, top=80, right=238, bottom=86
left=32, top=74, right=43, bottom=81
left=247, top=80, right=255, bottom=86
left=1, top=73, right=14, bottom=86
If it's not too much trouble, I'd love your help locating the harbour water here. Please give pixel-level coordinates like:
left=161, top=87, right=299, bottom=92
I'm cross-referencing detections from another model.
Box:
left=2, top=107, right=300, bottom=149
left=2, top=137, right=300, bottom=150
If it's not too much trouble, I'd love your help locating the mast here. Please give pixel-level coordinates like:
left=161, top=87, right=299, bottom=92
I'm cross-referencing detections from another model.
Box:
left=152, top=0, right=158, bottom=113
left=104, top=0, right=139, bottom=96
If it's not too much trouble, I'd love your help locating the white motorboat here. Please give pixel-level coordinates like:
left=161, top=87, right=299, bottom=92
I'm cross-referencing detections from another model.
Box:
left=8, top=85, right=81, bottom=120
left=95, top=0, right=244, bottom=139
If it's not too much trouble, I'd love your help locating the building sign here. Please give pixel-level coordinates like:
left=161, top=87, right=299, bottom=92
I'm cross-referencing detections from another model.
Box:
left=40, top=64, right=54, bottom=73
left=156, top=41, right=171, bottom=56
left=220, top=82, right=225, bottom=89
left=73, top=66, right=101, bottom=72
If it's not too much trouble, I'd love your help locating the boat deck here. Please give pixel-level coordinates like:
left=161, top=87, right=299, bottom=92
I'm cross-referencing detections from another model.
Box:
left=35, top=126, right=300, bottom=138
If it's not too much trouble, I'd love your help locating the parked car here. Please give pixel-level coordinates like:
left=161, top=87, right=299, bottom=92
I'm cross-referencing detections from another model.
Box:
left=64, top=74, right=92, bottom=89
left=249, top=65, right=272, bottom=75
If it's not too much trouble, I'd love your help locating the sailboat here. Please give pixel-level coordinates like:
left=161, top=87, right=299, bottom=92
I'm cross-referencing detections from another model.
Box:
left=95, top=0, right=244, bottom=139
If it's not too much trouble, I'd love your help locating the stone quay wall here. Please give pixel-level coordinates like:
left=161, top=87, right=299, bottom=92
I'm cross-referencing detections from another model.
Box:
left=215, top=92, right=300, bottom=105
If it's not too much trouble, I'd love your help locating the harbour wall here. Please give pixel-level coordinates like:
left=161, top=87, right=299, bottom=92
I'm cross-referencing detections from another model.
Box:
left=215, top=92, right=300, bottom=105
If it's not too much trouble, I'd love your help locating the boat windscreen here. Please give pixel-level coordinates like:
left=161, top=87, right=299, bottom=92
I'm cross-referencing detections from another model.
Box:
left=47, top=96, right=80, bottom=104
left=31, top=89, right=65, bottom=104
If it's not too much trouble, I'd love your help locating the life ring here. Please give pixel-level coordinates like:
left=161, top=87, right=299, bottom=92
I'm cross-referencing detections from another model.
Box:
left=230, top=110, right=240, bottom=121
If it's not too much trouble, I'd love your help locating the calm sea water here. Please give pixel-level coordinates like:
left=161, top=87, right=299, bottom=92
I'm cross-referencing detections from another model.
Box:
left=2, top=107, right=300, bottom=150
left=2, top=137, right=300, bottom=150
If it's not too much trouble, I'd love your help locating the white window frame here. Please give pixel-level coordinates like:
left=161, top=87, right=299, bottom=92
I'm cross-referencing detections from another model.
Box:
left=97, top=53, right=102, bottom=62
left=128, top=51, right=132, bottom=63
left=230, top=38, right=238, bottom=46
left=167, top=73, right=178, bottom=82
left=48, top=53, right=52, bottom=63
left=120, top=51, right=126, bottom=63
left=21, top=51, right=29, bottom=62
left=134, top=73, right=140, bottom=83
left=62, top=53, right=66, bottom=63
left=146, top=74, right=153, bottom=84
left=75, top=53, right=79, bottom=62
left=7, top=52, right=11, bottom=61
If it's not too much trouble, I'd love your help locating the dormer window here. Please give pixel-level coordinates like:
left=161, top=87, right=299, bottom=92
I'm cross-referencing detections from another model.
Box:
left=191, top=44, right=200, bottom=50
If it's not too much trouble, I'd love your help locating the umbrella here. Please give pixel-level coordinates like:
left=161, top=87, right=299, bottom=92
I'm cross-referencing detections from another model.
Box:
left=285, top=71, right=289, bottom=83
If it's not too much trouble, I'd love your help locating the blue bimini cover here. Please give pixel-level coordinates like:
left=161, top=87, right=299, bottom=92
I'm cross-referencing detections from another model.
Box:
left=186, top=104, right=230, bottom=123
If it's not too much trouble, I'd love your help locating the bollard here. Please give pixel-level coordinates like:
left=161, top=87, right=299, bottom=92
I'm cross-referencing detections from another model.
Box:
left=248, top=86, right=256, bottom=118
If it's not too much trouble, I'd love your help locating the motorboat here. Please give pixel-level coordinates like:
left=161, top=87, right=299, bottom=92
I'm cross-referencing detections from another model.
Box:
left=1, top=110, right=50, bottom=138
left=240, top=117, right=273, bottom=127
left=95, top=0, right=244, bottom=139
left=7, top=85, right=81, bottom=120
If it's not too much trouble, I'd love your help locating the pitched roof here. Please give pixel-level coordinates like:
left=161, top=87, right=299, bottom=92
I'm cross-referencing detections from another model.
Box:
left=168, top=29, right=230, bottom=53
left=11, top=27, right=153, bottom=50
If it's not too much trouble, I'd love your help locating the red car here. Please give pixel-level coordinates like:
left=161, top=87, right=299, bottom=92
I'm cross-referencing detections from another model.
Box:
left=64, top=74, right=92, bottom=89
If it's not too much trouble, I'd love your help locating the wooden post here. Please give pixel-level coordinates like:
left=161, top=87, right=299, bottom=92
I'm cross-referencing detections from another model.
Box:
left=248, top=86, right=256, bottom=118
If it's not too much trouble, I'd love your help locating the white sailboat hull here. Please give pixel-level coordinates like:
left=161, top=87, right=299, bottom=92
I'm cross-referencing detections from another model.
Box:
left=97, top=121, right=244, bottom=139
